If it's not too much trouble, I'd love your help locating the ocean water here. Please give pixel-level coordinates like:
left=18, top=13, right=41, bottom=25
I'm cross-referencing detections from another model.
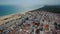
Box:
left=0, top=5, right=23, bottom=16
left=0, top=5, right=44, bottom=16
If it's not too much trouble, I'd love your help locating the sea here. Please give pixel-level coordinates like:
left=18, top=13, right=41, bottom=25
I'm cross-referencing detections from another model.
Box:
left=0, top=5, right=44, bottom=16
left=0, top=5, right=24, bottom=16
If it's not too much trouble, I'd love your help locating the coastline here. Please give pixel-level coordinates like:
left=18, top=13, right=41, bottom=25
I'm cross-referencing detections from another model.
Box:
left=0, top=8, right=59, bottom=25
left=0, top=9, right=32, bottom=25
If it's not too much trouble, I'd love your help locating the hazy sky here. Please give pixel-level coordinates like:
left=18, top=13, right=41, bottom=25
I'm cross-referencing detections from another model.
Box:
left=0, top=0, right=60, bottom=11
left=0, top=0, right=60, bottom=5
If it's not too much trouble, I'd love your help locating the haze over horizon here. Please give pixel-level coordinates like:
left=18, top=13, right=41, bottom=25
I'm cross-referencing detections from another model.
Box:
left=0, top=0, right=60, bottom=6
left=0, top=0, right=60, bottom=11
left=0, top=0, right=60, bottom=9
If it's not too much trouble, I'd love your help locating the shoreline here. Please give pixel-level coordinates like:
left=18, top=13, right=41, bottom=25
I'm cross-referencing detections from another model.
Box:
left=0, top=9, right=33, bottom=25
left=0, top=8, right=59, bottom=25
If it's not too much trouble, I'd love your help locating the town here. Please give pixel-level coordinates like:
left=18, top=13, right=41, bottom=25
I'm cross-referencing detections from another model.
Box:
left=0, top=10, right=60, bottom=34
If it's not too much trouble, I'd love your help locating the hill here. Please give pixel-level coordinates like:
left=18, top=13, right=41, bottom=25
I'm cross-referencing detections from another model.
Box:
left=36, top=5, right=60, bottom=13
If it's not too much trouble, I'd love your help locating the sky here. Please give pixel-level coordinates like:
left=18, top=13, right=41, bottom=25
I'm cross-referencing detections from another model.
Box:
left=0, top=0, right=60, bottom=5
left=0, top=0, right=60, bottom=11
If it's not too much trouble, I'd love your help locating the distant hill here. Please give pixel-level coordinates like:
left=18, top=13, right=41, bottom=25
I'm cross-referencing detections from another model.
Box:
left=36, top=5, right=60, bottom=13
